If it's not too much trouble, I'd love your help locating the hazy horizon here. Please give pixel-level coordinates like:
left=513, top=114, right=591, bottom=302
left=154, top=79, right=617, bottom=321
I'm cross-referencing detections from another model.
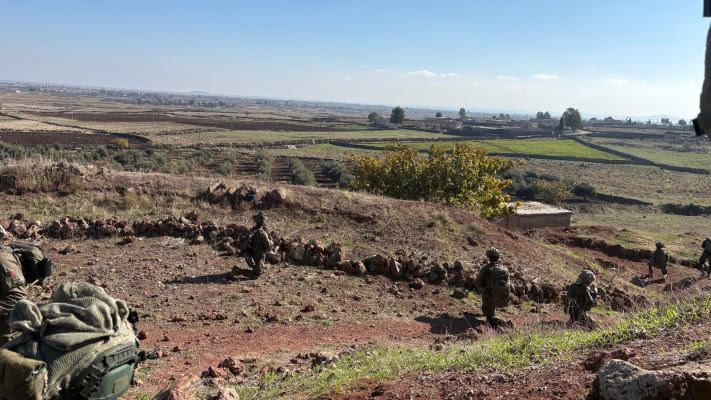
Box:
left=1, top=0, right=708, bottom=119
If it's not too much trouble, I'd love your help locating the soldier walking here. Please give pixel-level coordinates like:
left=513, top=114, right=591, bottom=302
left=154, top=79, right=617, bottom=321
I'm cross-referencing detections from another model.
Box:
left=233, top=211, right=273, bottom=279
left=566, top=270, right=600, bottom=330
left=699, top=237, right=711, bottom=276
left=648, top=242, right=669, bottom=280
left=474, top=248, right=512, bottom=328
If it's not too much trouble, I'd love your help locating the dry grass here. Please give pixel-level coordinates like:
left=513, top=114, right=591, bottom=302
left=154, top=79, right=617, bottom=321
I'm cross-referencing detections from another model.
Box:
left=0, top=157, right=82, bottom=194
left=0, top=118, right=89, bottom=132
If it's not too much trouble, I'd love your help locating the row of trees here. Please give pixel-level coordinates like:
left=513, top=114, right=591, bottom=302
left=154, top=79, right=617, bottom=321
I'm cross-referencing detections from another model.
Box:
left=367, top=106, right=406, bottom=124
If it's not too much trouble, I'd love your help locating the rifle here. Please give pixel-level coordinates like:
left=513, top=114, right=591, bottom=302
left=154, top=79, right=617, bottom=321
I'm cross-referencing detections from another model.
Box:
left=138, top=348, right=161, bottom=362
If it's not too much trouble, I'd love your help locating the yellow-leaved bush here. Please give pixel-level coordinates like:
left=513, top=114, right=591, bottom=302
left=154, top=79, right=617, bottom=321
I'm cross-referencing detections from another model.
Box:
left=347, top=143, right=521, bottom=219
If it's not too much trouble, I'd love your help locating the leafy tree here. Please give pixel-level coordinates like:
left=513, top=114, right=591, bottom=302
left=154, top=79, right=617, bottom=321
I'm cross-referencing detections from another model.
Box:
left=459, top=108, right=467, bottom=121
left=535, top=111, right=551, bottom=120
left=661, top=117, right=671, bottom=125
left=390, top=106, right=405, bottom=124
left=536, top=111, right=545, bottom=119
left=678, top=119, right=687, bottom=126
left=604, top=116, right=614, bottom=122
left=534, top=180, right=570, bottom=205
left=557, top=117, right=565, bottom=131
left=543, top=111, right=551, bottom=119
left=647, top=119, right=652, bottom=125
left=435, top=111, right=442, bottom=118
left=560, top=108, right=583, bottom=130
left=589, top=117, right=598, bottom=122
left=572, top=183, right=596, bottom=200
left=367, top=111, right=380, bottom=122
left=347, top=143, right=521, bottom=219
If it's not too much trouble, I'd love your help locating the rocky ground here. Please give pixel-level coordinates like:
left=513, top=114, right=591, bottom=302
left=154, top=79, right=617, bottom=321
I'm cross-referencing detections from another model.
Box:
left=2, top=166, right=710, bottom=399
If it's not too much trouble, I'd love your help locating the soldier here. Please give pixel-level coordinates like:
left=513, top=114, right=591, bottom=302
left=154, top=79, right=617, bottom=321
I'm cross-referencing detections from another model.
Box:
left=474, top=248, right=512, bottom=328
left=566, top=270, right=599, bottom=330
left=699, top=237, right=711, bottom=276
left=233, top=211, right=273, bottom=279
left=648, top=242, right=669, bottom=280
left=0, top=240, right=27, bottom=342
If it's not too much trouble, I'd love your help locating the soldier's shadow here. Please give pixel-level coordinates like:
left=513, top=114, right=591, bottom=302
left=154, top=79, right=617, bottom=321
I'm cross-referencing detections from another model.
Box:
left=415, top=312, right=487, bottom=335
left=165, top=272, right=249, bottom=285
left=631, top=275, right=665, bottom=287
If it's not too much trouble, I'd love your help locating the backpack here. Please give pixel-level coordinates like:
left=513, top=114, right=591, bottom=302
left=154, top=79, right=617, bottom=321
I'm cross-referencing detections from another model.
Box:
left=0, top=282, right=139, bottom=400
left=486, top=264, right=512, bottom=308
left=8, top=242, right=51, bottom=286
left=703, top=238, right=711, bottom=253
left=651, top=249, right=668, bottom=267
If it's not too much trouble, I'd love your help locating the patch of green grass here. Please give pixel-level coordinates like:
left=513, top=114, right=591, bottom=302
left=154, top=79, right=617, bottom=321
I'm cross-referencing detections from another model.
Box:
left=150, top=129, right=443, bottom=145
left=587, top=137, right=711, bottom=170
left=235, top=294, right=711, bottom=399
left=360, top=139, right=625, bottom=161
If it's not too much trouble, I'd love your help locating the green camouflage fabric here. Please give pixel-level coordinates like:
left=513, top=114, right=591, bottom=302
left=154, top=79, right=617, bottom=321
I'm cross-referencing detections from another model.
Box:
left=0, top=246, right=27, bottom=340
left=2, top=282, right=137, bottom=400
left=566, top=282, right=598, bottom=329
left=475, top=262, right=511, bottom=321
left=648, top=248, right=669, bottom=278
left=697, top=23, right=711, bottom=138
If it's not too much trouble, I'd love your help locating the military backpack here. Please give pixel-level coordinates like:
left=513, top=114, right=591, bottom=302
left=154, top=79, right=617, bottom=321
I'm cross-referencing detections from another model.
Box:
left=486, top=264, right=512, bottom=308
left=0, top=283, right=139, bottom=400
left=703, top=238, right=711, bottom=253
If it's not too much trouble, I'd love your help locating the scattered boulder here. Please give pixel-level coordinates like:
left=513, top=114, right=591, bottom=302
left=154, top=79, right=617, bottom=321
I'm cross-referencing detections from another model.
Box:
left=589, top=358, right=711, bottom=400
left=209, top=388, right=239, bottom=400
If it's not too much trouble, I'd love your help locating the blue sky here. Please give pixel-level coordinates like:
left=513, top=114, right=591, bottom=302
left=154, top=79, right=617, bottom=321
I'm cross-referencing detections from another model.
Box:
left=1, top=0, right=708, bottom=117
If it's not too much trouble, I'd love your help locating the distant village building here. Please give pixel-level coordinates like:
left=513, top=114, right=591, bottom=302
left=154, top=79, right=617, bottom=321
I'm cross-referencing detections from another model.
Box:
left=495, top=201, right=573, bottom=231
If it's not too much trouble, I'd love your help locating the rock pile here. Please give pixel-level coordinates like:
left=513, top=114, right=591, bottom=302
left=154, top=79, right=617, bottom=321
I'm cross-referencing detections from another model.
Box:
left=203, top=183, right=290, bottom=209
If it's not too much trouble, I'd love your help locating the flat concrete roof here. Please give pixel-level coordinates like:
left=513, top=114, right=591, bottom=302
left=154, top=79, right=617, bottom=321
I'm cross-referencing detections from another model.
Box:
left=510, top=201, right=573, bottom=216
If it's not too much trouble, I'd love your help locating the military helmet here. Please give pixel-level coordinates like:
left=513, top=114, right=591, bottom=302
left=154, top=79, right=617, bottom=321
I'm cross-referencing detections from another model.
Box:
left=655, top=242, right=664, bottom=249
left=253, top=210, right=267, bottom=224
left=485, top=248, right=501, bottom=262
left=578, top=270, right=596, bottom=284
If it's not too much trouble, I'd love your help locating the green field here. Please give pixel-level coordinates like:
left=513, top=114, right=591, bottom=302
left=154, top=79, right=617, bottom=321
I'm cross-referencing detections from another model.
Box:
left=522, top=159, right=711, bottom=206
left=356, top=139, right=626, bottom=161
left=586, top=137, right=711, bottom=170
left=150, top=129, right=445, bottom=145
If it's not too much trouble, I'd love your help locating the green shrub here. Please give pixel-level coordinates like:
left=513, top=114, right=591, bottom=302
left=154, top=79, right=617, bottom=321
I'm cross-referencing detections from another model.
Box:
left=573, top=182, right=597, bottom=200
left=255, top=149, right=272, bottom=181
left=349, top=143, right=520, bottom=219
left=534, top=180, right=570, bottom=205
left=321, top=160, right=354, bottom=187
left=288, top=158, right=316, bottom=186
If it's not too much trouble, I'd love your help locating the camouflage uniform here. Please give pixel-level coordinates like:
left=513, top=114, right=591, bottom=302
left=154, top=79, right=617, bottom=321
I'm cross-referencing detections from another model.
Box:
left=699, top=238, right=711, bottom=275
left=648, top=242, right=669, bottom=279
left=0, top=246, right=27, bottom=340
left=695, top=20, right=711, bottom=139
left=567, top=270, right=599, bottom=330
left=238, top=211, right=273, bottom=279
left=474, top=248, right=511, bottom=326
